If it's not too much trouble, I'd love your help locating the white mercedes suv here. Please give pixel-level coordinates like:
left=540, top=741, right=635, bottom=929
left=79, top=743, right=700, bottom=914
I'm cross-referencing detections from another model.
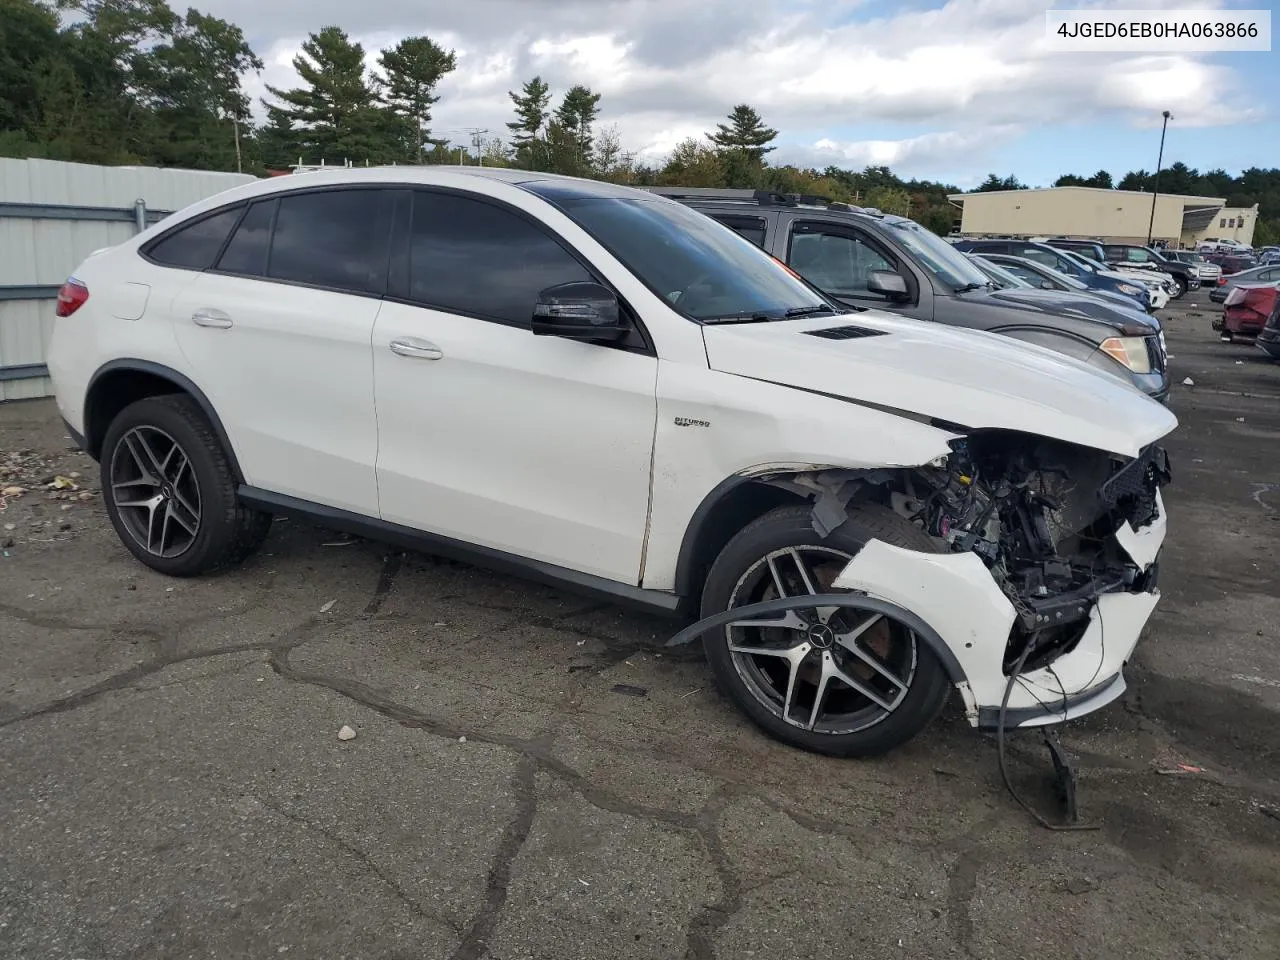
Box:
left=47, top=167, right=1177, bottom=758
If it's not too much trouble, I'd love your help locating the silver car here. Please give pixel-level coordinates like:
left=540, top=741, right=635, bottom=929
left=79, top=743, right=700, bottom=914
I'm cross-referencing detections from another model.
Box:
left=1162, top=249, right=1222, bottom=283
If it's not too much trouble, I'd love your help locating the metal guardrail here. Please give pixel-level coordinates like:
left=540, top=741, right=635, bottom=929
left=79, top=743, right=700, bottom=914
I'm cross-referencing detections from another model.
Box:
left=0, top=200, right=173, bottom=385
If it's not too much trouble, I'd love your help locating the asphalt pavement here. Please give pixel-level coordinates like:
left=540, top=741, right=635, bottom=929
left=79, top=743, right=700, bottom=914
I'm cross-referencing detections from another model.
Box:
left=2, top=297, right=1278, bottom=959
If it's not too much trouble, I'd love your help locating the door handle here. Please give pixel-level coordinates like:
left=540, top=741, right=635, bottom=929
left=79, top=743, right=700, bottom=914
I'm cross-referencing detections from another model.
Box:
left=191, top=307, right=232, bottom=328
left=389, top=337, right=443, bottom=360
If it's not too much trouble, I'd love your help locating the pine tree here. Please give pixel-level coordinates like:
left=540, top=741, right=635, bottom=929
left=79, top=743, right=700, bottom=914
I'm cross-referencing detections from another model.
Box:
left=506, top=75, right=550, bottom=169
left=707, top=104, right=778, bottom=162
left=263, top=26, right=382, bottom=164
left=378, top=35, right=456, bottom=163
left=553, top=84, right=601, bottom=165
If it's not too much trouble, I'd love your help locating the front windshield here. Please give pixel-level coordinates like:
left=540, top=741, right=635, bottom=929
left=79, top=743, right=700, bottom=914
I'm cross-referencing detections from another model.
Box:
left=970, top=256, right=1030, bottom=288
left=541, top=196, right=830, bottom=321
left=883, top=218, right=990, bottom=290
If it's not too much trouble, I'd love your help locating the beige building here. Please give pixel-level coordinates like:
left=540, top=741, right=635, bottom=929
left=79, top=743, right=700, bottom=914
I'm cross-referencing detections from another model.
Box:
left=1182, top=204, right=1259, bottom=248
left=946, top=185, right=1253, bottom=248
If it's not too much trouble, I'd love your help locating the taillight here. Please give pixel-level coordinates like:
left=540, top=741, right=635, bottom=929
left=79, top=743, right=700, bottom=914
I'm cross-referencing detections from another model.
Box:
left=55, top=278, right=89, bottom=317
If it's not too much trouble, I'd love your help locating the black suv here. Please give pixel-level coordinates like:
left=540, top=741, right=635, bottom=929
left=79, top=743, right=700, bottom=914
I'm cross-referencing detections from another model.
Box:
left=1049, top=239, right=1200, bottom=299
left=647, top=188, right=1169, bottom=401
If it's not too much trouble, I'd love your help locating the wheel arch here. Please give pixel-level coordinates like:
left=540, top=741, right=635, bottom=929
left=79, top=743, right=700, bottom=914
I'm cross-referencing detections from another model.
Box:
left=673, top=476, right=806, bottom=608
left=672, top=464, right=916, bottom=609
left=84, top=360, right=243, bottom=483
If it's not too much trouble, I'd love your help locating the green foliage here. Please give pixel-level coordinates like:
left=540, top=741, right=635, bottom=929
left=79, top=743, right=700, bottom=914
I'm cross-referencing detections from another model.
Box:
left=973, top=173, right=1027, bottom=192
left=708, top=104, right=778, bottom=162
left=1055, top=169, right=1113, bottom=188
left=378, top=36, right=456, bottom=163
left=553, top=84, right=601, bottom=166
left=506, top=75, right=551, bottom=170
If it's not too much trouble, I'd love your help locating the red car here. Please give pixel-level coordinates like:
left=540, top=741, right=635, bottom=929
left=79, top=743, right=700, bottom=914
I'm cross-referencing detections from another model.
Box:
left=1215, top=282, right=1280, bottom=341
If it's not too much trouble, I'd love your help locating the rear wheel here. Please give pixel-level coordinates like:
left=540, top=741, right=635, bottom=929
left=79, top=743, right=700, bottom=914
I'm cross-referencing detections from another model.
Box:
left=100, top=395, right=271, bottom=576
left=700, top=504, right=952, bottom=757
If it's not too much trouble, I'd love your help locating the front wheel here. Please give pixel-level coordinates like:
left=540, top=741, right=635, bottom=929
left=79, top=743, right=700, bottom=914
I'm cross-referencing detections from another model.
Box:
left=699, top=503, right=953, bottom=757
left=1169, top=277, right=1186, bottom=299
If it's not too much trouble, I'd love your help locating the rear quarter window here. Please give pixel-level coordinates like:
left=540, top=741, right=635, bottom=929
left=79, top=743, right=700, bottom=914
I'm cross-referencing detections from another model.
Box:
left=144, top=206, right=244, bottom=270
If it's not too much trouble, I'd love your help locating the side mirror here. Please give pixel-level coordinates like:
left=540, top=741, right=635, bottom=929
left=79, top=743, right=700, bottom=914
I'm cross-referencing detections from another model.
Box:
left=867, top=270, right=909, bottom=299
left=1040, top=280, right=1055, bottom=289
left=531, top=281, right=628, bottom=342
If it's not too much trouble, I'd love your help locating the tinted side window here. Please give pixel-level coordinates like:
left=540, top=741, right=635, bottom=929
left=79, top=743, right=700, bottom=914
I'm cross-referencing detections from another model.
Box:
left=269, top=189, right=394, bottom=294
left=146, top=206, right=243, bottom=269
left=216, top=199, right=275, bottom=277
left=788, top=224, right=894, bottom=299
left=1015, top=246, right=1066, bottom=271
left=713, top=215, right=768, bottom=248
left=407, top=191, right=592, bottom=327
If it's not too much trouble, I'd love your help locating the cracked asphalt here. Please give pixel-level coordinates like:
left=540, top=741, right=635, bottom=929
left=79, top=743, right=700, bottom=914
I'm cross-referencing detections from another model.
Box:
left=2, top=298, right=1279, bottom=960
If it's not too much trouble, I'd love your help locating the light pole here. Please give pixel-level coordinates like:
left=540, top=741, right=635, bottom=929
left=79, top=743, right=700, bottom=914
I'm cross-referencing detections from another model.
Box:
left=1146, top=110, right=1171, bottom=246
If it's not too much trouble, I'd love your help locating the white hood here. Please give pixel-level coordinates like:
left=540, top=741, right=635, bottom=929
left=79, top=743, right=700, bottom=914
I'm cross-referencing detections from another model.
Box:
left=701, top=312, right=1178, bottom=458
left=1101, top=267, right=1161, bottom=286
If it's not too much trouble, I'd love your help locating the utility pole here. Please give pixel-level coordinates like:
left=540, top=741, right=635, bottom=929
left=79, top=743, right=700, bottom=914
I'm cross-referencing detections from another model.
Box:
left=1146, top=110, right=1172, bottom=246
left=468, top=128, right=489, bottom=165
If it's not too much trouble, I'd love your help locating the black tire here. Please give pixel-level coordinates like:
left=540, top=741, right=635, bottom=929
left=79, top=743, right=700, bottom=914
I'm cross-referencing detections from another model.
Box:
left=700, top=503, right=952, bottom=757
left=99, top=394, right=272, bottom=577
left=1170, top=277, right=1186, bottom=299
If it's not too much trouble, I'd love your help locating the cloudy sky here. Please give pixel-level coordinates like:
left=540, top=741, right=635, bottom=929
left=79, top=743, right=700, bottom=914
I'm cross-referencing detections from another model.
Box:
left=198, top=0, right=1273, bottom=188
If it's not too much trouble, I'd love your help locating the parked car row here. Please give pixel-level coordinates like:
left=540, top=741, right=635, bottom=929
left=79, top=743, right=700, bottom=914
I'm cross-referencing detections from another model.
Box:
left=950, top=237, right=1173, bottom=311
left=46, top=168, right=1176, bottom=760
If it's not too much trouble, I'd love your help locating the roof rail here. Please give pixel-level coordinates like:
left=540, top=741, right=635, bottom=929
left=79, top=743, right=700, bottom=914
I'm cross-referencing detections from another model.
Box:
left=640, top=186, right=885, bottom=216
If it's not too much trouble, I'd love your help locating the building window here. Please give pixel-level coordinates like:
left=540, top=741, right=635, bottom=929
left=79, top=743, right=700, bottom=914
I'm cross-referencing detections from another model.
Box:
left=1220, top=218, right=1227, bottom=228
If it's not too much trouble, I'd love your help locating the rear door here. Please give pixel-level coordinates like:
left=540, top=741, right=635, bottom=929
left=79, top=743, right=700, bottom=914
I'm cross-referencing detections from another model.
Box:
left=169, top=187, right=392, bottom=515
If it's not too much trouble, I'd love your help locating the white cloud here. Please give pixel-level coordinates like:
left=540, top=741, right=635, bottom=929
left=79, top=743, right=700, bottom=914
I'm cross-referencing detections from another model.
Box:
left=215, top=0, right=1259, bottom=176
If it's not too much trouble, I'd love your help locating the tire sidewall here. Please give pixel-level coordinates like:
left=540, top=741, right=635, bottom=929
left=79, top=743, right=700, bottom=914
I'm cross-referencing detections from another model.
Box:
left=99, top=397, right=237, bottom=576
left=699, top=504, right=952, bottom=757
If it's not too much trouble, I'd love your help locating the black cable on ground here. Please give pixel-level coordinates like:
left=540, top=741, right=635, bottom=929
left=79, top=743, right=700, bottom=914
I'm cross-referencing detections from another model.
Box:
left=997, top=641, right=1101, bottom=832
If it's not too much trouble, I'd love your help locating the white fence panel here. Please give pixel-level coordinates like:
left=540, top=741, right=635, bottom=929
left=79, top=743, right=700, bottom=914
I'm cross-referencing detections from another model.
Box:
left=0, top=158, right=256, bottom=400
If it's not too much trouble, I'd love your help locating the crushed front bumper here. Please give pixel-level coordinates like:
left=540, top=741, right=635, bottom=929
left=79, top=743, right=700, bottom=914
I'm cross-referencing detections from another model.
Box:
left=830, top=489, right=1168, bottom=729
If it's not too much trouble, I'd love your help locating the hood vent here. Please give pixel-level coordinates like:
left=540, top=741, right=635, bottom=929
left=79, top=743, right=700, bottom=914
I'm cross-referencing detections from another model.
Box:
left=803, top=324, right=889, bottom=340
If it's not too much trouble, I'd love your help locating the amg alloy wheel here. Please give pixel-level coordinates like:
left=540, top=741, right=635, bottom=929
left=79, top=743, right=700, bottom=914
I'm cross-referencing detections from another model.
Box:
left=99, top=395, right=272, bottom=576
left=725, top=546, right=917, bottom=735
left=109, top=426, right=202, bottom=559
left=700, top=504, right=952, bottom=757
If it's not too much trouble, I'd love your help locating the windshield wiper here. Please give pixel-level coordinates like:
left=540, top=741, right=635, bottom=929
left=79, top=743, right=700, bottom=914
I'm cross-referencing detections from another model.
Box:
left=784, top=304, right=837, bottom=318
left=954, top=282, right=989, bottom=293
left=700, top=312, right=778, bottom=325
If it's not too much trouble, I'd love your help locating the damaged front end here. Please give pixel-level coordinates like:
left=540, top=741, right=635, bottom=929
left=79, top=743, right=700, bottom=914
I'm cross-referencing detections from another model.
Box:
left=676, top=431, right=1172, bottom=730
left=835, top=431, right=1171, bottom=727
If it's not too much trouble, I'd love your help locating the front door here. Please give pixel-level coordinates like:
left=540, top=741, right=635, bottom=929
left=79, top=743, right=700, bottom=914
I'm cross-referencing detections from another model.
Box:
left=783, top=220, right=927, bottom=319
left=372, top=188, right=658, bottom=585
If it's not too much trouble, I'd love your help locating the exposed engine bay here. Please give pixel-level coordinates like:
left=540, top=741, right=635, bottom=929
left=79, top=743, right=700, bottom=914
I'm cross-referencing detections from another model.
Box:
left=765, top=430, right=1172, bottom=676
left=896, top=432, right=1171, bottom=672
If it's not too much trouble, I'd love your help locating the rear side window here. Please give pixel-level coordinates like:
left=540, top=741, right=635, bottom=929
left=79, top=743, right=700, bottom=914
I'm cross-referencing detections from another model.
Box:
left=269, top=189, right=394, bottom=294
left=216, top=200, right=275, bottom=277
left=145, top=206, right=244, bottom=269
left=406, top=191, right=593, bottom=327
left=1015, top=246, right=1066, bottom=271
left=713, top=215, right=768, bottom=248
